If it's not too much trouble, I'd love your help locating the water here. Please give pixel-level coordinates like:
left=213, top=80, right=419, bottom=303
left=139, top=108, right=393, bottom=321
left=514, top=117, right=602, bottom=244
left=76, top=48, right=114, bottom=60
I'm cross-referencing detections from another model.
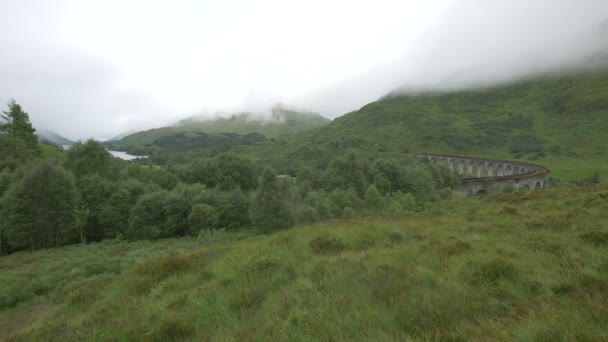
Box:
left=61, top=145, right=147, bottom=161
left=108, top=150, right=148, bottom=160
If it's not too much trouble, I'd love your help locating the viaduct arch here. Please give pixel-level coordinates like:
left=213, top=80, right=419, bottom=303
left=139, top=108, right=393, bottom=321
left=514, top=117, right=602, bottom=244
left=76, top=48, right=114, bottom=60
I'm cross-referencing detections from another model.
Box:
left=416, top=154, right=550, bottom=196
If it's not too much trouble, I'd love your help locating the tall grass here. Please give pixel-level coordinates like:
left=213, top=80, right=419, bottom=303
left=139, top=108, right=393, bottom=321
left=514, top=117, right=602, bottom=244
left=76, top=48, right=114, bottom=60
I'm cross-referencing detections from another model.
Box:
left=1, top=184, right=608, bottom=340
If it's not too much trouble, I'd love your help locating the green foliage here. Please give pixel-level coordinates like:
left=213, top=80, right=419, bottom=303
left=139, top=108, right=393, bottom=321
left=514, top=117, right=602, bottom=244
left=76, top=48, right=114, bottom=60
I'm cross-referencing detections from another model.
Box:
left=1, top=185, right=608, bottom=340
left=126, top=163, right=177, bottom=190
left=509, top=132, right=544, bottom=154
left=0, top=168, right=13, bottom=198
left=106, top=106, right=330, bottom=153
left=0, top=161, right=78, bottom=251
left=76, top=175, right=116, bottom=242
left=0, top=99, right=38, bottom=151
left=249, top=169, right=294, bottom=231
left=364, top=184, right=384, bottom=211
left=0, top=135, right=37, bottom=171
left=127, top=184, right=206, bottom=240
left=573, top=172, right=601, bottom=185
left=64, top=139, right=112, bottom=177
left=324, top=151, right=369, bottom=196
left=308, top=235, right=346, bottom=254
left=188, top=203, right=219, bottom=231
left=467, top=259, right=519, bottom=286
left=215, top=154, right=257, bottom=191
left=280, top=70, right=608, bottom=181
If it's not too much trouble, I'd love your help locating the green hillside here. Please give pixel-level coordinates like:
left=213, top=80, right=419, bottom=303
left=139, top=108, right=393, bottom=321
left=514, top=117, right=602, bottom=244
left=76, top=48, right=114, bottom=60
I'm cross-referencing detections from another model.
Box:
left=235, top=69, right=607, bottom=180
left=105, top=106, right=330, bottom=153
left=311, top=71, right=607, bottom=154
left=2, top=184, right=607, bottom=340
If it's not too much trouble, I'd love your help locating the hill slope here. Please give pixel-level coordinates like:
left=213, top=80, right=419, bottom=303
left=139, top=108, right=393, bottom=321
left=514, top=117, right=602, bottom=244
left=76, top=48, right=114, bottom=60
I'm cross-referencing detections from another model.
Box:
left=106, top=105, right=330, bottom=153
left=309, top=70, right=608, bottom=156
left=238, top=69, right=605, bottom=180
left=2, top=184, right=607, bottom=340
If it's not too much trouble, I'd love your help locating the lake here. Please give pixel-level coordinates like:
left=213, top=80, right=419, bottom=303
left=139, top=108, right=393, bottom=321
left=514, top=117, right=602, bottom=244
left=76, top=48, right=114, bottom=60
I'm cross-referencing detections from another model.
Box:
left=62, top=145, right=147, bottom=161
left=108, top=150, right=148, bottom=160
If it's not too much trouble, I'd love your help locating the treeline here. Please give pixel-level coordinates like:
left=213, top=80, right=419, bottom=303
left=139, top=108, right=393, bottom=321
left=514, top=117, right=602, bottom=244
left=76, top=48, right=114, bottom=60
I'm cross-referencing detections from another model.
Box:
left=0, top=101, right=459, bottom=254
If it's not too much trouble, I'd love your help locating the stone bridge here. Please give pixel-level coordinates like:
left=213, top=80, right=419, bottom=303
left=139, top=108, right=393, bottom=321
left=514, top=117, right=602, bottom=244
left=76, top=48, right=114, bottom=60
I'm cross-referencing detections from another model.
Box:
left=416, top=154, right=550, bottom=196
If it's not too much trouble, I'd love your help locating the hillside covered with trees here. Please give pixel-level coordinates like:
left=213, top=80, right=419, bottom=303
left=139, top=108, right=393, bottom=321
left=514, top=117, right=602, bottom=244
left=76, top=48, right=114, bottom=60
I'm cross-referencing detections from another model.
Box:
left=105, top=105, right=331, bottom=155
left=0, top=69, right=607, bottom=340
left=0, top=99, right=459, bottom=255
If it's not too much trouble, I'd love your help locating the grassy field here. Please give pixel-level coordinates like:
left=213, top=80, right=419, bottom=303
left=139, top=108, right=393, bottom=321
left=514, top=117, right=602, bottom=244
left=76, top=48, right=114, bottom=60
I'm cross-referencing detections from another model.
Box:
left=1, top=184, right=608, bottom=340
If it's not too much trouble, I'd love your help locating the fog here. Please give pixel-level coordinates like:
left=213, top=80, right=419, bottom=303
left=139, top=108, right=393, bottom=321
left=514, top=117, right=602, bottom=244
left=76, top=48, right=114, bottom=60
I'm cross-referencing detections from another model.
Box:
left=0, top=0, right=606, bottom=140
left=292, top=0, right=608, bottom=116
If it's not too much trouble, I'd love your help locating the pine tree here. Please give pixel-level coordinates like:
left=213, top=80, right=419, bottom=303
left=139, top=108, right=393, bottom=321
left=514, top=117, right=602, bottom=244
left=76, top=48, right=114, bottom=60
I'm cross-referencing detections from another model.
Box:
left=0, top=99, right=38, bottom=150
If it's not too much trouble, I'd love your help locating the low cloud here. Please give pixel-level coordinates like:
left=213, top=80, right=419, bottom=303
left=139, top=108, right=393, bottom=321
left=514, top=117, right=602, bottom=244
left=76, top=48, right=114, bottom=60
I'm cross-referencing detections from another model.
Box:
left=0, top=42, right=170, bottom=141
left=293, top=0, right=608, bottom=118
left=1, top=0, right=607, bottom=138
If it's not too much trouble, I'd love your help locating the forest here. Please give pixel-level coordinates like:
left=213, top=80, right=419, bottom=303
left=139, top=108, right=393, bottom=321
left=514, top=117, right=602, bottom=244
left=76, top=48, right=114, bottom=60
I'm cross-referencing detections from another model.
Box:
left=0, top=100, right=459, bottom=254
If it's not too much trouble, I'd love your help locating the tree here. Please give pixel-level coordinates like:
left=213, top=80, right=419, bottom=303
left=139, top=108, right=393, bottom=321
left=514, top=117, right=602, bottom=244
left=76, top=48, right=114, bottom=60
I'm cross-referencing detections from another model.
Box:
left=215, top=188, right=251, bottom=230
left=215, top=154, right=258, bottom=191
left=64, top=139, right=112, bottom=177
left=0, top=99, right=38, bottom=150
left=188, top=204, right=219, bottom=231
left=0, top=135, right=36, bottom=171
left=0, top=161, right=78, bottom=251
left=75, top=174, right=115, bottom=242
left=364, top=184, right=384, bottom=212
left=249, top=169, right=294, bottom=231
left=127, top=190, right=167, bottom=240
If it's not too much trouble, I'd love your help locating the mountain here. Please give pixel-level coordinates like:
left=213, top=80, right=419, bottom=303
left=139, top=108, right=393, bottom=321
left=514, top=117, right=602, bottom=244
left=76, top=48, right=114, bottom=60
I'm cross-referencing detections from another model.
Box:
left=36, top=129, right=75, bottom=146
left=305, top=70, right=607, bottom=156
left=224, top=69, right=607, bottom=180
left=105, top=105, right=330, bottom=153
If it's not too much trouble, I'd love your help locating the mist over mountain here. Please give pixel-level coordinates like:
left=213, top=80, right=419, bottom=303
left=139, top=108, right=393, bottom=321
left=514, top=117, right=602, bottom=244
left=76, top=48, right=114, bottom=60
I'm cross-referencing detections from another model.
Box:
left=292, top=0, right=608, bottom=118
left=0, top=0, right=606, bottom=138
left=106, top=105, right=330, bottom=153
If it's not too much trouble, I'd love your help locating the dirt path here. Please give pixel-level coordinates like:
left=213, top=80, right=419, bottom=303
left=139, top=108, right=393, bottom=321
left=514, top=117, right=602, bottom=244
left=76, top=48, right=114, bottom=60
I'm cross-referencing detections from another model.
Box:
left=0, top=301, right=52, bottom=341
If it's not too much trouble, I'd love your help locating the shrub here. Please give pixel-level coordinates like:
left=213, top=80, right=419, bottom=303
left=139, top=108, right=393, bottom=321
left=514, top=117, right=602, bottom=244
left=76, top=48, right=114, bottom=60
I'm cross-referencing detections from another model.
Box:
left=188, top=203, right=219, bottom=230
left=500, top=206, right=518, bottom=215
left=230, top=286, right=268, bottom=312
left=354, top=234, right=376, bottom=250
left=197, top=228, right=228, bottom=246
left=387, top=232, right=404, bottom=244
left=579, top=231, right=608, bottom=246
left=156, top=314, right=195, bottom=341
left=573, top=172, right=601, bottom=185
left=341, top=206, right=356, bottom=219
left=309, top=235, right=346, bottom=254
left=468, top=259, right=519, bottom=285
left=129, top=254, right=201, bottom=294
left=509, top=133, right=544, bottom=154
left=443, top=240, right=472, bottom=255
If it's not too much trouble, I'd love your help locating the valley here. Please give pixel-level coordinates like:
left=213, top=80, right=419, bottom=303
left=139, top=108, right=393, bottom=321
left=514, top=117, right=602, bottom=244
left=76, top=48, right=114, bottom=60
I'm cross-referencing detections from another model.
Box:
left=1, top=68, right=607, bottom=340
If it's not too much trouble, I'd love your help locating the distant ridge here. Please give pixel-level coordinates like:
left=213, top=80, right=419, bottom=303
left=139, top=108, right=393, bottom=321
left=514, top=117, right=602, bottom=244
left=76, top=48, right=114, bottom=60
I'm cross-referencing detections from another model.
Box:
left=105, top=104, right=330, bottom=153
left=37, top=129, right=75, bottom=145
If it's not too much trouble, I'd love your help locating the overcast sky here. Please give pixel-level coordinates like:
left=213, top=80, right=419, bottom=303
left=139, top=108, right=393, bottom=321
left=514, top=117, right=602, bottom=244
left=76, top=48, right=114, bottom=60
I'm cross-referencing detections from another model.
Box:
left=0, top=0, right=607, bottom=140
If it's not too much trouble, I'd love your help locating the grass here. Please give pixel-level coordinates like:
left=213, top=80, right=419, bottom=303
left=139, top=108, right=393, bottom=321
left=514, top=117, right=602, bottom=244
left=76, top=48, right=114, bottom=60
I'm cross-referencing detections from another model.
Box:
left=1, top=184, right=608, bottom=340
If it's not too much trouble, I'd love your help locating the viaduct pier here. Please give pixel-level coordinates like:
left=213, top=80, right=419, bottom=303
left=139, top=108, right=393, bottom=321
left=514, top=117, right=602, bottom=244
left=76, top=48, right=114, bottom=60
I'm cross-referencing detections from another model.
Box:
left=416, top=154, right=550, bottom=196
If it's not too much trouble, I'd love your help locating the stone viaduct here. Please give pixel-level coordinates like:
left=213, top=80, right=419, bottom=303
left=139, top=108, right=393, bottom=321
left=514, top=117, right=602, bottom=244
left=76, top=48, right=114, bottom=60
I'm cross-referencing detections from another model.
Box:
left=416, top=154, right=550, bottom=196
